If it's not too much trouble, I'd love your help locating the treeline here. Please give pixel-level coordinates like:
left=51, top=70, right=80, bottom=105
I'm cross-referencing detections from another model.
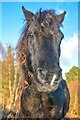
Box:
left=65, top=66, right=79, bottom=117
left=65, top=66, right=79, bottom=81
left=0, top=44, right=23, bottom=117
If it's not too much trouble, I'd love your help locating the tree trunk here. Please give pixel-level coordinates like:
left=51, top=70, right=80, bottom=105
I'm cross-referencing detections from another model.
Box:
left=8, top=64, right=13, bottom=110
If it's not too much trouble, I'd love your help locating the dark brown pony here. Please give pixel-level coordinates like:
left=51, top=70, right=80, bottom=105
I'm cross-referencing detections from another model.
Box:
left=16, top=6, right=70, bottom=119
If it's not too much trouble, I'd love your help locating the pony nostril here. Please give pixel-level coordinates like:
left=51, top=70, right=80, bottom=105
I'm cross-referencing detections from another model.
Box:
left=37, top=68, right=42, bottom=73
left=37, top=68, right=47, bottom=77
left=37, top=68, right=44, bottom=79
left=37, top=68, right=47, bottom=84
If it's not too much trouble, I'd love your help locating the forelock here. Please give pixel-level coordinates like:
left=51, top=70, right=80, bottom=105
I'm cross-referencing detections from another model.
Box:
left=35, top=9, right=56, bottom=24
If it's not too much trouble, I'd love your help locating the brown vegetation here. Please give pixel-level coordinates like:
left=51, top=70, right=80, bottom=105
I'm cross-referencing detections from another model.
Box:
left=66, top=80, right=79, bottom=119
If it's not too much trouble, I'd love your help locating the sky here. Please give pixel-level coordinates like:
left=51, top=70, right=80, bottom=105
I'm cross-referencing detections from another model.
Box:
left=1, top=2, right=78, bottom=78
left=0, top=0, right=79, bottom=2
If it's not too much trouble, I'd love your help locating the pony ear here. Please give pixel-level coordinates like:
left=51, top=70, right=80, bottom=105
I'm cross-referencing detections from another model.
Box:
left=22, top=6, right=34, bottom=21
left=56, top=11, right=66, bottom=24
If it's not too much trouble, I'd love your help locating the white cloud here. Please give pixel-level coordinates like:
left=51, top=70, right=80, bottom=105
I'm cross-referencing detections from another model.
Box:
left=60, top=33, right=78, bottom=79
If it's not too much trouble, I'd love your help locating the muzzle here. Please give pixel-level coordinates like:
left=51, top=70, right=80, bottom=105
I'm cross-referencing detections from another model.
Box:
left=33, top=68, right=62, bottom=93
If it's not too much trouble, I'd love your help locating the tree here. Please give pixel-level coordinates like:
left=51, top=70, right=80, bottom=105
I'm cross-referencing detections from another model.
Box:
left=1, top=44, right=23, bottom=115
left=66, top=66, right=80, bottom=116
left=65, top=66, right=79, bottom=81
left=2, top=45, right=15, bottom=110
left=0, top=42, right=6, bottom=60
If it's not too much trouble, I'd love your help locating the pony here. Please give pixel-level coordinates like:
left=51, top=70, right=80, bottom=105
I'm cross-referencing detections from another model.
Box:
left=16, top=6, right=70, bottom=120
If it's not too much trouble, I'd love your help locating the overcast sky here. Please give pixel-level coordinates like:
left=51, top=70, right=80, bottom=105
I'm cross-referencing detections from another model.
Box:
left=1, top=2, right=78, bottom=78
